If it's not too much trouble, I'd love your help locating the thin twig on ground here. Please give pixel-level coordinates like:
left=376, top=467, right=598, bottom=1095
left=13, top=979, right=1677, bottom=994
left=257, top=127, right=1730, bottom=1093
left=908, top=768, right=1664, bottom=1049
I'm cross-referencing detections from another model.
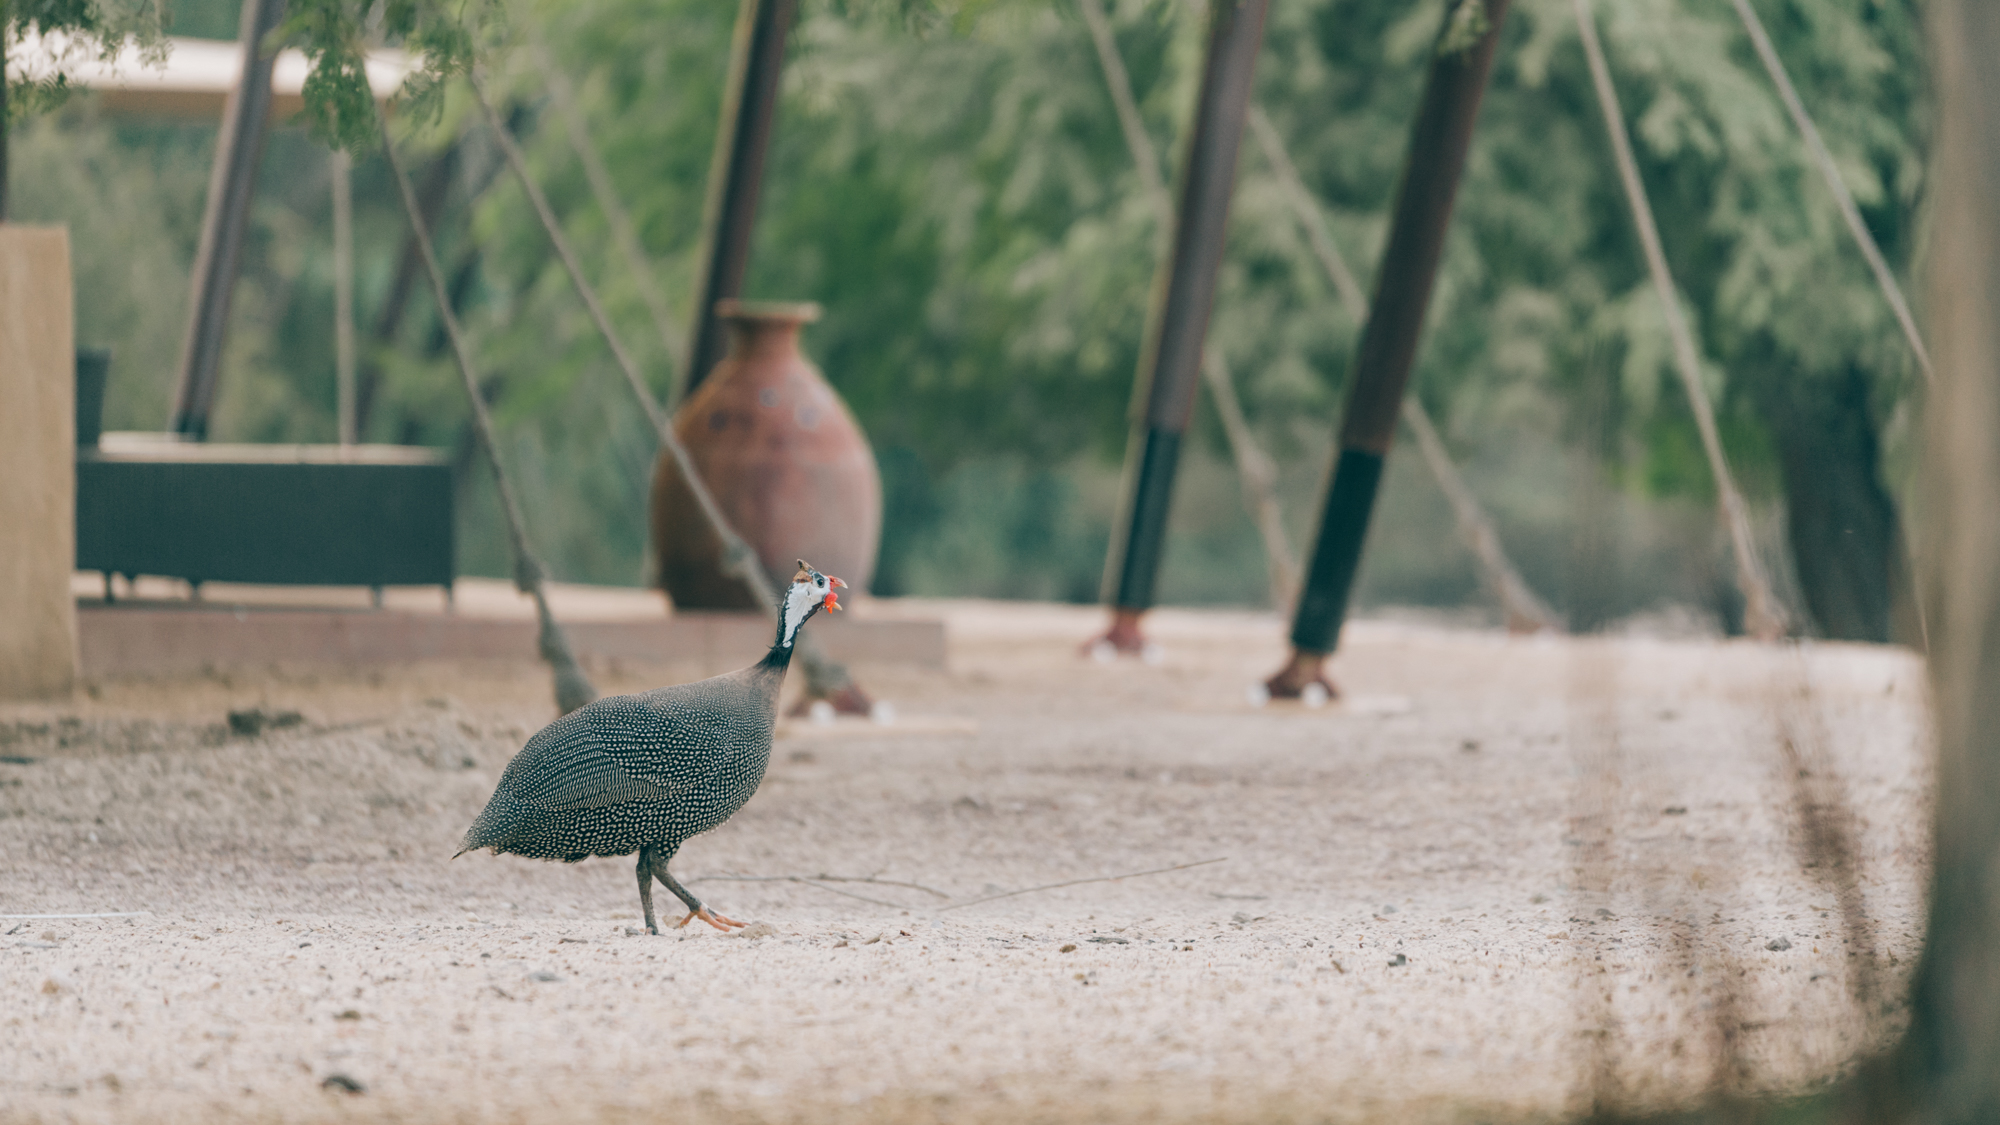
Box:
left=1, top=912, right=153, bottom=919
left=936, top=857, right=1227, bottom=913
left=731, top=879, right=913, bottom=910
left=695, top=874, right=951, bottom=898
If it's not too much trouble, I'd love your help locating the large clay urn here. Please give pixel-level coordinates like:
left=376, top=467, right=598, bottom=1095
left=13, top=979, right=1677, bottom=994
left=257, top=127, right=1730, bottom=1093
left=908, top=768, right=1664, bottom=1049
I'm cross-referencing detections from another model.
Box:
left=651, top=300, right=881, bottom=609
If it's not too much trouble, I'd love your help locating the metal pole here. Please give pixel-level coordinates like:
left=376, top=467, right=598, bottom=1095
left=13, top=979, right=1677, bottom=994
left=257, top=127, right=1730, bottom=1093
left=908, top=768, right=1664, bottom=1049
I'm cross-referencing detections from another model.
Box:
left=680, top=0, right=799, bottom=400
left=1264, top=0, right=1512, bottom=699
left=1247, top=103, right=1558, bottom=634
left=169, top=0, right=286, bottom=438
left=1081, top=0, right=1298, bottom=621
left=332, top=149, right=357, bottom=445
left=1092, top=0, right=1268, bottom=655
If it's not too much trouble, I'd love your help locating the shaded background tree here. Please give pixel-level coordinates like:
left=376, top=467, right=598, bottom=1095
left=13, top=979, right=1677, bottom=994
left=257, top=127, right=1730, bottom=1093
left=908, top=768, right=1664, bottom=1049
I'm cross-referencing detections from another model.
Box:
left=11, top=0, right=1930, bottom=639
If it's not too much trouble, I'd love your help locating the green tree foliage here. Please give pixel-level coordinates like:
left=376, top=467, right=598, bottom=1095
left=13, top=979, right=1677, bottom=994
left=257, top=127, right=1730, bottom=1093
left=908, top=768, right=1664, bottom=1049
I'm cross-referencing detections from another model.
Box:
left=4, top=0, right=165, bottom=120
left=282, top=0, right=507, bottom=148
left=16, top=0, right=1929, bottom=627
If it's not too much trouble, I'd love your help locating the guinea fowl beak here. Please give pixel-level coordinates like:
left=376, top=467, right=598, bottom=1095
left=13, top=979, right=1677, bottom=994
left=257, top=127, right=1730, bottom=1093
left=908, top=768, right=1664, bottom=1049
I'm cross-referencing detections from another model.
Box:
left=826, top=575, right=846, bottom=610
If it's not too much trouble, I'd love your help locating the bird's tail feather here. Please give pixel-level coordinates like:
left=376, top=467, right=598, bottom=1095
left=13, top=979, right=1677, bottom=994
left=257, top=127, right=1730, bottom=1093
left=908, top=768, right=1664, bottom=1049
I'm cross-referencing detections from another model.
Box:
left=457, top=791, right=530, bottom=858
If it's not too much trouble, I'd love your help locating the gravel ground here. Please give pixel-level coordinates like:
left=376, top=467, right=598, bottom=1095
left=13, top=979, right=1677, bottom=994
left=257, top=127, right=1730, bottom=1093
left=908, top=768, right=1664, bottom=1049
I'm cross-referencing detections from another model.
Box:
left=0, top=601, right=1932, bottom=1124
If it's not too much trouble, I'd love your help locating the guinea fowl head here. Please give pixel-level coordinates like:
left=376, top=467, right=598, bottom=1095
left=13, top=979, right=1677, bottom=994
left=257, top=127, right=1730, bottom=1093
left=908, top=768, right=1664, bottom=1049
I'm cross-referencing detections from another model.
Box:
left=775, top=559, right=845, bottom=649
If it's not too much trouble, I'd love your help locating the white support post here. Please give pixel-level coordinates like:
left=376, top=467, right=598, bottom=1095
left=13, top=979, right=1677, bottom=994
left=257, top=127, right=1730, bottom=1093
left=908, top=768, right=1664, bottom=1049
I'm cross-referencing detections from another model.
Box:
left=332, top=149, right=357, bottom=445
left=0, top=226, right=80, bottom=699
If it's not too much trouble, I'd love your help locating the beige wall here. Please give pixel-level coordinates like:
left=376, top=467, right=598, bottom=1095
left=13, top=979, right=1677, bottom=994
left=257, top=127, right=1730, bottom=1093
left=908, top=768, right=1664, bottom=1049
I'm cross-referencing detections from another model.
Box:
left=0, top=226, right=78, bottom=700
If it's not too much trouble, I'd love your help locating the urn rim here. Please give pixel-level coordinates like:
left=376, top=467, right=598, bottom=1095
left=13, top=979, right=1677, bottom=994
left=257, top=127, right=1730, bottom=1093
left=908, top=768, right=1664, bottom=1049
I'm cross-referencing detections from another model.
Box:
left=714, top=298, right=822, bottom=325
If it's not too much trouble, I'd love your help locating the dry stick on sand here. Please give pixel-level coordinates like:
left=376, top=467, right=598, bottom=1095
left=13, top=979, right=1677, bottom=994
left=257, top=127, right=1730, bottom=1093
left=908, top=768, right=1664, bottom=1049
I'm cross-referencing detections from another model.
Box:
left=1574, top=0, right=1788, bottom=641
left=2, top=912, right=153, bottom=920
left=693, top=873, right=951, bottom=908
left=1247, top=105, right=1561, bottom=633
left=696, top=873, right=952, bottom=898
left=525, top=31, right=690, bottom=400
left=380, top=121, right=598, bottom=716
left=936, top=857, right=1227, bottom=913
left=470, top=75, right=863, bottom=703
left=702, top=879, right=913, bottom=911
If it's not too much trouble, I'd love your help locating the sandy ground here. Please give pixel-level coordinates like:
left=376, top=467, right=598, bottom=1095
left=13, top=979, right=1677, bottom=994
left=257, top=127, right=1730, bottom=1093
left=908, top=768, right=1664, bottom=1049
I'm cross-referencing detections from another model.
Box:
left=0, top=600, right=1932, bottom=1124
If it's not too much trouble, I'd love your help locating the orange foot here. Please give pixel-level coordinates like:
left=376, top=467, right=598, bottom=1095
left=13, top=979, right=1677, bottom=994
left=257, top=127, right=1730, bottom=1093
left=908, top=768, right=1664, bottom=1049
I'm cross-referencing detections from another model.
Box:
left=678, top=906, right=747, bottom=932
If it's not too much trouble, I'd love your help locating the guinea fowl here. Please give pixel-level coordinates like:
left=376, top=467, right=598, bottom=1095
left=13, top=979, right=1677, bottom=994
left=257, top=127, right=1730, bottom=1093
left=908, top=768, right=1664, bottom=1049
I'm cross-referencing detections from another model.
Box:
left=458, top=560, right=844, bottom=932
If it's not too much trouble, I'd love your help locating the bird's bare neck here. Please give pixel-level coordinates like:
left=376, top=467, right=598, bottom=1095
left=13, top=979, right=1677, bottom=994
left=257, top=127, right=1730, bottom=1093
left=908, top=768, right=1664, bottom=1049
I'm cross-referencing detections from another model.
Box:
left=756, top=642, right=797, bottom=674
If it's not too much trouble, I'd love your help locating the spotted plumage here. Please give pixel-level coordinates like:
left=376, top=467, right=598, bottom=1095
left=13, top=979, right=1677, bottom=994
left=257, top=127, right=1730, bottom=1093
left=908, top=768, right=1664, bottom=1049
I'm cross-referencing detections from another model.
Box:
left=458, top=561, right=844, bottom=932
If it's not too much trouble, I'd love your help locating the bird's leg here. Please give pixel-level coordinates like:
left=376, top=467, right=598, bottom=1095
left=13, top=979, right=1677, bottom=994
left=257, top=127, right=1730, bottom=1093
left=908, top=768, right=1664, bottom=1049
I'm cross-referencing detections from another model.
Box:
left=648, top=854, right=746, bottom=932
left=636, top=846, right=662, bottom=935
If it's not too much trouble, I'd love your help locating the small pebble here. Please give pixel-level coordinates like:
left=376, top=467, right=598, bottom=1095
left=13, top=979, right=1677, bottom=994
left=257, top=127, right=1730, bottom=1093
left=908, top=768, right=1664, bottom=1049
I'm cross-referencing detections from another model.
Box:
left=1766, top=937, right=1792, bottom=952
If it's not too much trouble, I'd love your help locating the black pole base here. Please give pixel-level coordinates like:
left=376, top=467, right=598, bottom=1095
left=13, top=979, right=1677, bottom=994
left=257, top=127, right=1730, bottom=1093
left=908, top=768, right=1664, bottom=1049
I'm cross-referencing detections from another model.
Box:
left=1111, top=426, right=1185, bottom=612
left=1083, top=606, right=1157, bottom=662
left=1289, top=446, right=1386, bottom=655
left=1260, top=647, right=1338, bottom=702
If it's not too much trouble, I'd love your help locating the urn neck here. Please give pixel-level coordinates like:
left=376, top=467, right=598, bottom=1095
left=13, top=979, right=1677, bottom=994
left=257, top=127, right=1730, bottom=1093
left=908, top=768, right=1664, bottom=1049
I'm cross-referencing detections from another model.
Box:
left=724, top=318, right=804, bottom=364
left=715, top=299, right=820, bottom=367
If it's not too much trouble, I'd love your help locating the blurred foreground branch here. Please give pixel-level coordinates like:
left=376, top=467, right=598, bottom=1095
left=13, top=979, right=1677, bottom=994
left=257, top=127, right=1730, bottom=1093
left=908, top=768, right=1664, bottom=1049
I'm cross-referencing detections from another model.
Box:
left=1896, top=0, right=2000, bottom=1113
left=1570, top=3, right=2000, bottom=1117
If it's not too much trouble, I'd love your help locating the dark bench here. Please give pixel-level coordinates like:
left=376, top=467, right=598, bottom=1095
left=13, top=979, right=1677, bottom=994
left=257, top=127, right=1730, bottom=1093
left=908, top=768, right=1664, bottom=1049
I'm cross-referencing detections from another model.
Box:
left=76, top=436, right=454, bottom=596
